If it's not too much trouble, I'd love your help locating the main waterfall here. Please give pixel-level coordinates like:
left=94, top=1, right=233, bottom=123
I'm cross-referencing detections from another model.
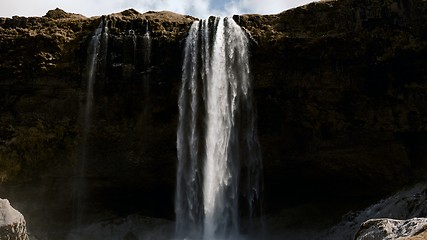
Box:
left=176, top=17, right=263, bottom=240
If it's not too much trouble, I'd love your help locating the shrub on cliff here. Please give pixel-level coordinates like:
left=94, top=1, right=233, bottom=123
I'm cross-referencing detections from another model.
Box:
left=0, top=119, right=78, bottom=182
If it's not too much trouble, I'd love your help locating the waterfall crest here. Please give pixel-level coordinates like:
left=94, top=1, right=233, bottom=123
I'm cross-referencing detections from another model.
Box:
left=176, top=17, right=263, bottom=240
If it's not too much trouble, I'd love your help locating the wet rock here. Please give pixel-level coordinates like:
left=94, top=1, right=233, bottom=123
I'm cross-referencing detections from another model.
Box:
left=355, top=218, right=427, bottom=240
left=321, top=183, right=427, bottom=239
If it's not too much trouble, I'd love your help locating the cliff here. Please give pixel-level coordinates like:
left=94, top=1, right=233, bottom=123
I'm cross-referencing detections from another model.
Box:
left=0, top=8, right=196, bottom=235
left=240, top=0, right=427, bottom=209
left=0, top=0, right=427, bottom=238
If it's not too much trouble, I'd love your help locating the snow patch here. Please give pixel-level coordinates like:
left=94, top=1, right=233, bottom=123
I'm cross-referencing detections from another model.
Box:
left=0, top=198, right=29, bottom=240
left=0, top=198, right=24, bottom=226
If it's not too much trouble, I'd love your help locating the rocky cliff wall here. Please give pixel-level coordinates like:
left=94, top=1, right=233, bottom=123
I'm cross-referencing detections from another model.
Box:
left=0, top=8, right=196, bottom=235
left=0, top=0, right=427, bottom=237
left=240, top=0, right=427, bottom=209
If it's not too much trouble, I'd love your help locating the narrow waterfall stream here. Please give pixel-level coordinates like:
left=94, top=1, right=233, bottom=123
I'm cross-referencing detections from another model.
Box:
left=142, top=20, right=152, bottom=116
left=176, top=17, right=263, bottom=240
left=72, top=19, right=108, bottom=230
left=143, top=20, right=151, bottom=67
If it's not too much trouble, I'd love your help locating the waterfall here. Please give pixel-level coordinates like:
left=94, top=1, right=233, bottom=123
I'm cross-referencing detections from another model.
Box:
left=176, top=17, right=263, bottom=240
left=83, top=20, right=107, bottom=130
left=72, top=19, right=108, bottom=230
left=128, top=29, right=137, bottom=67
left=142, top=20, right=151, bottom=110
left=143, top=20, right=151, bottom=67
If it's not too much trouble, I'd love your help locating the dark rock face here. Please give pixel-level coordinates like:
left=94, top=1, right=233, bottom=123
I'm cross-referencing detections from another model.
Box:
left=238, top=0, right=427, bottom=210
left=67, top=215, right=174, bottom=240
left=0, top=0, right=426, bottom=238
left=0, top=9, right=195, bottom=236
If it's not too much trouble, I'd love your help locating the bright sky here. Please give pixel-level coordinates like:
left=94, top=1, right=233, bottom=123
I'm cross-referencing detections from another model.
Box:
left=0, top=0, right=318, bottom=18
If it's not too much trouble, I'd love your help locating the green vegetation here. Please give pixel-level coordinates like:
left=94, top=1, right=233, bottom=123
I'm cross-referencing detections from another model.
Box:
left=0, top=118, right=78, bottom=182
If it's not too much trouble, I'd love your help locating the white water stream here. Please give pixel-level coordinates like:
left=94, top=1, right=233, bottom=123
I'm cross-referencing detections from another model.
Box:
left=176, top=17, right=262, bottom=240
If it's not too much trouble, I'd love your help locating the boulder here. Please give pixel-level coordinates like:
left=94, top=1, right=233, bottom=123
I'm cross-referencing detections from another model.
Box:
left=355, top=218, right=427, bottom=240
left=0, top=198, right=29, bottom=240
left=320, top=183, right=427, bottom=239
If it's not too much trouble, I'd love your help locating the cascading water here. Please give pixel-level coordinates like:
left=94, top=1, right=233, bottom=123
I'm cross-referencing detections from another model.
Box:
left=176, top=17, right=263, bottom=240
left=72, top=19, right=108, bottom=230
left=142, top=20, right=151, bottom=112
left=128, top=29, right=137, bottom=66
left=143, top=21, right=151, bottom=67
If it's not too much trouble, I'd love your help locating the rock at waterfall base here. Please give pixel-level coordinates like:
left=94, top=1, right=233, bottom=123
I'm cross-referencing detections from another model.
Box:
left=355, top=218, right=427, bottom=240
left=0, top=198, right=29, bottom=240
